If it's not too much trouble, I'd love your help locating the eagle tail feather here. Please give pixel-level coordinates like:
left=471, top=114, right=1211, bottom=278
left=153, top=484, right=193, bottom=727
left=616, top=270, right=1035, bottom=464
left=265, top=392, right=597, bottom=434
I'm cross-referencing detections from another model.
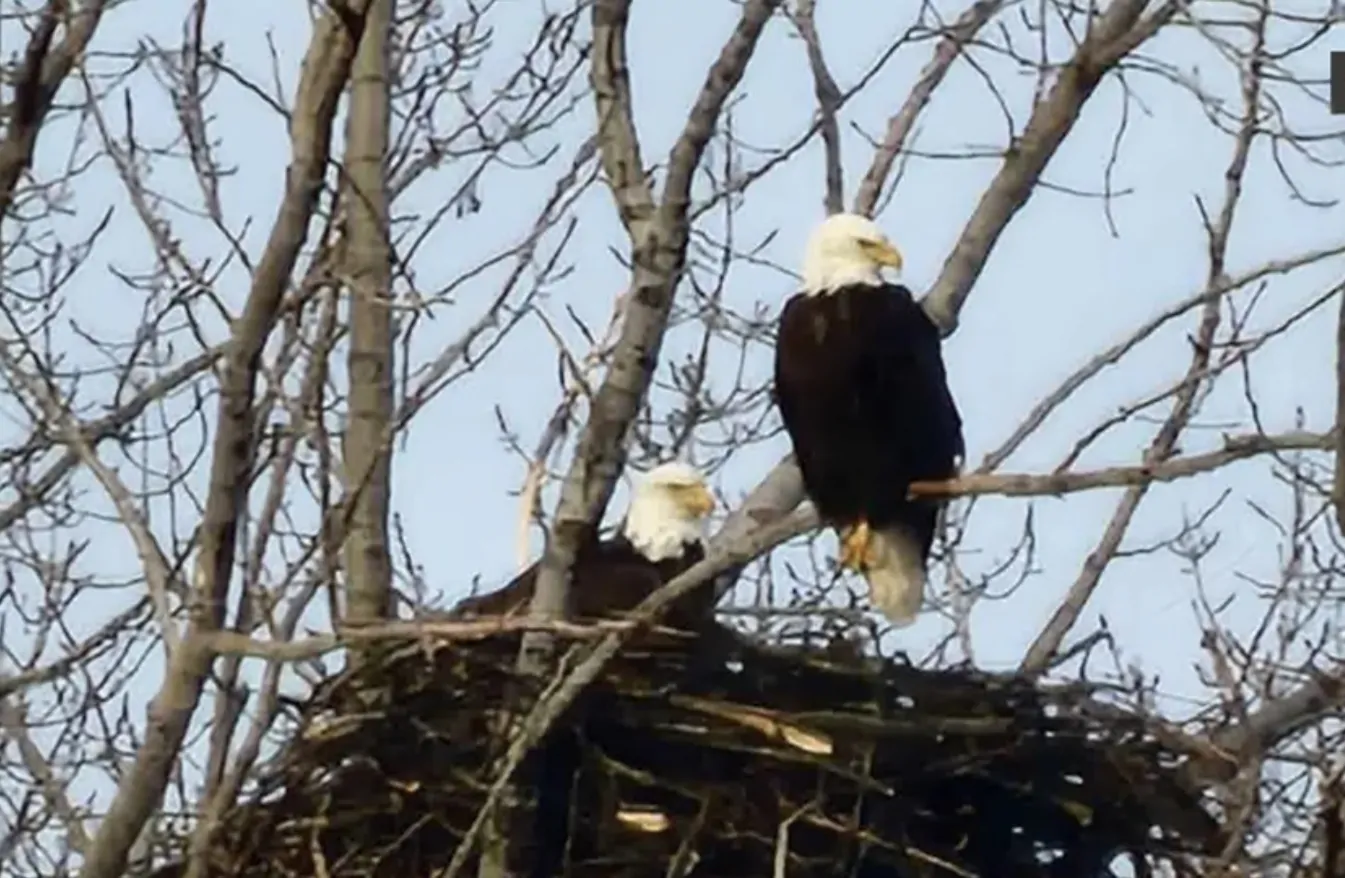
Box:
left=861, top=524, right=927, bottom=627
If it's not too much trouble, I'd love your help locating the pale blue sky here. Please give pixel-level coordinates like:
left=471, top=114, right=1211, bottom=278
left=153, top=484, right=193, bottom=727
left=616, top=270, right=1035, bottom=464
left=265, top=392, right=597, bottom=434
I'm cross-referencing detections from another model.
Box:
left=3, top=0, right=1344, bottom=843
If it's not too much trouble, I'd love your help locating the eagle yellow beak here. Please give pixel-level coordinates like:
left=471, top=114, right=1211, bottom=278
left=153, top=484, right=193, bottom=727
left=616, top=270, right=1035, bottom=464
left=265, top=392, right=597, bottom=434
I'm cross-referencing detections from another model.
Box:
left=673, top=483, right=716, bottom=519
left=862, top=239, right=903, bottom=271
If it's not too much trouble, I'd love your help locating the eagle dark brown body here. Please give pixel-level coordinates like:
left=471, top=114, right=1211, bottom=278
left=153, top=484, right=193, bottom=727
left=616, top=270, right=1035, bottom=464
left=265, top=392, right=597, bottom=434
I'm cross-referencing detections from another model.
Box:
left=450, top=533, right=712, bottom=632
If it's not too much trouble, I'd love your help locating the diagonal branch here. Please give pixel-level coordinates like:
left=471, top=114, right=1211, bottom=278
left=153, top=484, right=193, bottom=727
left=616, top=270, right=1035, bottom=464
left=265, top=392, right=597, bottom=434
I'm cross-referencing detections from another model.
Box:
left=852, top=0, right=1006, bottom=217
left=789, top=0, right=844, bottom=214
left=0, top=0, right=111, bottom=216
left=921, top=0, right=1175, bottom=335
left=75, top=5, right=374, bottom=877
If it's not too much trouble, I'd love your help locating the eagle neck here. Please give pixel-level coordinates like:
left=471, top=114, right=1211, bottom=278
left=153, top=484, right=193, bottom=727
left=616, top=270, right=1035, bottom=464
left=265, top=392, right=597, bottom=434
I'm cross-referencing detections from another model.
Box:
left=801, top=267, right=885, bottom=297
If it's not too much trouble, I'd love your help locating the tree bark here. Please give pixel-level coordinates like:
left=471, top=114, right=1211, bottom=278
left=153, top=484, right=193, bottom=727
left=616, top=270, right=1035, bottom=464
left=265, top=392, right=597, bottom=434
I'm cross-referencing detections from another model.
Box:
left=341, top=0, right=396, bottom=628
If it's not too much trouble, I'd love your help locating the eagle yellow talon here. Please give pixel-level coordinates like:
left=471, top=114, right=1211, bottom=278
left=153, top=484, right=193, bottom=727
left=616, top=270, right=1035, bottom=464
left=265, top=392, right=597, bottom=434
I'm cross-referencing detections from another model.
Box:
left=838, top=520, right=872, bottom=571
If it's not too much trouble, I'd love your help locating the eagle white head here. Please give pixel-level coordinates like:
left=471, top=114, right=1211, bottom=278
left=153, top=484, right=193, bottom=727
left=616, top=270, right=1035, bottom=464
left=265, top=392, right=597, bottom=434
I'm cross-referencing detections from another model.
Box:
left=622, top=461, right=715, bottom=562
left=800, top=212, right=904, bottom=296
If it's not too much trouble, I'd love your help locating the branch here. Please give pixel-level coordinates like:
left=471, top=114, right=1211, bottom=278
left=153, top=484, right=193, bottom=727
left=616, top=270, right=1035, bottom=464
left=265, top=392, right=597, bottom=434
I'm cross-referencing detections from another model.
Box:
left=1018, top=0, right=1260, bottom=676
left=198, top=615, right=673, bottom=663
left=527, top=0, right=781, bottom=631
left=0, top=0, right=111, bottom=215
left=789, top=0, right=844, bottom=214
left=474, top=2, right=783, bottom=873
left=909, top=431, right=1330, bottom=499
left=76, top=5, right=373, bottom=877
left=852, top=0, right=1005, bottom=216
left=1335, top=281, right=1345, bottom=535
left=921, top=0, right=1174, bottom=335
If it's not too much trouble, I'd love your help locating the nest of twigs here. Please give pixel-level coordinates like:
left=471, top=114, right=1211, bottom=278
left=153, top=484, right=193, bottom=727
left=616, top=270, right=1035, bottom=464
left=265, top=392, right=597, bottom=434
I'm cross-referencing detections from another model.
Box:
left=153, top=623, right=1223, bottom=878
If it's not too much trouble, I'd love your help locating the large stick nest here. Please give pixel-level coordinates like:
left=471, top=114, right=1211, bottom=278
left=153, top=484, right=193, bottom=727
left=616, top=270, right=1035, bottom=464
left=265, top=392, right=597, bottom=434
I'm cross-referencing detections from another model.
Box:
left=154, top=625, right=1223, bottom=878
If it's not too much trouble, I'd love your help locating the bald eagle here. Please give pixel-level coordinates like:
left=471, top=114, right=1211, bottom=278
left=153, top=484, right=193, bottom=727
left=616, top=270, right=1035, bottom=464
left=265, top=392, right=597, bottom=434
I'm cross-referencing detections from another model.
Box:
left=772, top=213, right=964, bottom=626
left=451, top=462, right=717, bottom=631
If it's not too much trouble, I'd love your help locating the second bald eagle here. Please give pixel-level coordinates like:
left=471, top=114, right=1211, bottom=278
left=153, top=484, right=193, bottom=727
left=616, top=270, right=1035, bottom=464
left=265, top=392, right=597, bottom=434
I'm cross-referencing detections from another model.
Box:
left=772, top=213, right=964, bottom=625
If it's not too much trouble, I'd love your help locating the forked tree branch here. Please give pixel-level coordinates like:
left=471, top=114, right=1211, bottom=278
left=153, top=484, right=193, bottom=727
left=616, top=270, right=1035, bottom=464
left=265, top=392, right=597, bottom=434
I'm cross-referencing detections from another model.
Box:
left=75, top=5, right=374, bottom=877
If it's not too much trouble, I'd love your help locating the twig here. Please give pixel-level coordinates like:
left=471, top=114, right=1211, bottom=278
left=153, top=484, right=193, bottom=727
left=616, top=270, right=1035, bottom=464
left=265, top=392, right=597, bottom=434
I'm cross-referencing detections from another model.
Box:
left=514, top=291, right=627, bottom=573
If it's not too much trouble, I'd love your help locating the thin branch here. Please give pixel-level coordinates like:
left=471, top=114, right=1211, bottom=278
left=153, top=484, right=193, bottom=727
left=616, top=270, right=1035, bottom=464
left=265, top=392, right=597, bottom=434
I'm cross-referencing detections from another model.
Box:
left=852, top=0, right=1006, bottom=216
left=1335, top=283, right=1345, bottom=535
left=789, top=0, right=844, bottom=214
left=911, top=431, right=1331, bottom=500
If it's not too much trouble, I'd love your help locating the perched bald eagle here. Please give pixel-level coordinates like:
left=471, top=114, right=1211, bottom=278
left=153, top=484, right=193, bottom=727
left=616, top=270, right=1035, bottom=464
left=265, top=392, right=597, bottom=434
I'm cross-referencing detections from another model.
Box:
left=772, top=213, right=964, bottom=626
left=451, top=462, right=717, bottom=631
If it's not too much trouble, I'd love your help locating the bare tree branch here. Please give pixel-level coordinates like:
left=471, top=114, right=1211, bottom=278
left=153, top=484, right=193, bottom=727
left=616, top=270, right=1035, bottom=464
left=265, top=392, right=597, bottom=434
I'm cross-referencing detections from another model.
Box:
left=527, top=0, right=782, bottom=635
left=1335, top=281, right=1345, bottom=536
left=474, top=1, right=784, bottom=874
left=852, top=0, right=1005, bottom=216
left=910, top=431, right=1331, bottom=499
left=0, top=0, right=111, bottom=215
left=789, top=0, right=844, bottom=214
left=921, top=0, right=1175, bottom=334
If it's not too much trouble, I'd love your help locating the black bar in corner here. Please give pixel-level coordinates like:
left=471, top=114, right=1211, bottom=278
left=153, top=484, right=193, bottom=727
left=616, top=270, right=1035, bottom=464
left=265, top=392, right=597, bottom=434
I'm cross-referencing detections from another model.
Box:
left=1331, top=51, right=1345, bottom=115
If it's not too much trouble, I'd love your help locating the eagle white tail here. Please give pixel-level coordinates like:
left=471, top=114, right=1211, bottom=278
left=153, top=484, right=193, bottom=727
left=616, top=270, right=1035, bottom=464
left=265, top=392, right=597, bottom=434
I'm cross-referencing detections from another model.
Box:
left=861, top=525, right=927, bottom=627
